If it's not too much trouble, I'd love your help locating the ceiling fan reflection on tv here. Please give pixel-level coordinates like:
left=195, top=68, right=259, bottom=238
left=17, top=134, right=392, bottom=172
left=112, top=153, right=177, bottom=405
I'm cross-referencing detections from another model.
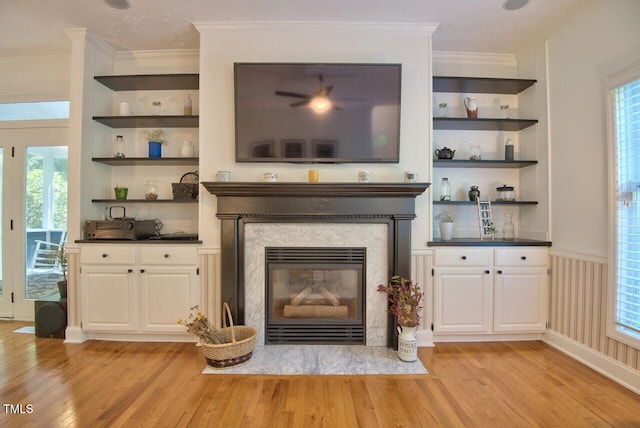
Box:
left=275, top=73, right=341, bottom=113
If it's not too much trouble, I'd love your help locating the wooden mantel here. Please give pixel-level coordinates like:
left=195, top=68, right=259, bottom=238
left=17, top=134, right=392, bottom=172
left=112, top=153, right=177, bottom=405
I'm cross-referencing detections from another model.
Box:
left=202, top=181, right=430, bottom=347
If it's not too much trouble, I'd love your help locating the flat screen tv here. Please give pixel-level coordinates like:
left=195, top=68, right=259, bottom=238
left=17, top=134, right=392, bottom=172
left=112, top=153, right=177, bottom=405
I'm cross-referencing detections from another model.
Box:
left=234, top=63, right=402, bottom=163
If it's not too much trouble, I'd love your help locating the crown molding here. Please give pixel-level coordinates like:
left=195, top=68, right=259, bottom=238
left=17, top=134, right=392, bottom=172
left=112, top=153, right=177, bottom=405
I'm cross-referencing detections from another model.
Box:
left=194, top=21, right=437, bottom=36
left=433, top=51, right=517, bottom=67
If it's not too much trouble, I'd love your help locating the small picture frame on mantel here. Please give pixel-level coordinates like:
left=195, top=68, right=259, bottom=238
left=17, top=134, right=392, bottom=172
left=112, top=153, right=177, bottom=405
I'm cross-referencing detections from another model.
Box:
left=477, top=199, right=495, bottom=241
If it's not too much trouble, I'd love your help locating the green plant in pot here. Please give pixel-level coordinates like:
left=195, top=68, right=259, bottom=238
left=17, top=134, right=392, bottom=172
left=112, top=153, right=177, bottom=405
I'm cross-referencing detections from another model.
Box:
left=144, top=129, right=167, bottom=158
left=435, top=210, right=455, bottom=241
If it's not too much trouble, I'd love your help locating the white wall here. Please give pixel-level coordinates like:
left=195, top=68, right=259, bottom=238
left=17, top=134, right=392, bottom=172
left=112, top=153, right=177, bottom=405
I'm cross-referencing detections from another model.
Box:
left=194, top=22, right=436, bottom=247
left=547, top=0, right=640, bottom=257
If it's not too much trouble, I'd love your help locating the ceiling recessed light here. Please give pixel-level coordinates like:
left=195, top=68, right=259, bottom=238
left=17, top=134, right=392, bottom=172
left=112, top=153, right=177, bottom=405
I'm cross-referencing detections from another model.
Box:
left=105, top=0, right=130, bottom=10
left=503, top=0, right=529, bottom=11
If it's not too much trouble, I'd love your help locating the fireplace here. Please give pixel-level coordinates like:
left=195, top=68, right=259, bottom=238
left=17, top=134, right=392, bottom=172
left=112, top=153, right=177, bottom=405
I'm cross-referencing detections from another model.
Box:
left=202, top=182, right=429, bottom=347
left=266, top=247, right=366, bottom=344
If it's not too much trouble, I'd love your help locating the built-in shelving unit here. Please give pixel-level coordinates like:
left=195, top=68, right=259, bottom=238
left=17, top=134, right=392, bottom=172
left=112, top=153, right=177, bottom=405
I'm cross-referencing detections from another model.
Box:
left=431, top=75, right=546, bottom=245
left=93, top=116, right=198, bottom=128
left=433, top=200, right=538, bottom=206
left=91, top=199, right=197, bottom=203
left=92, top=157, right=199, bottom=166
left=433, top=160, right=537, bottom=169
left=432, top=76, right=536, bottom=94
left=90, top=73, right=200, bottom=217
left=433, top=117, right=537, bottom=131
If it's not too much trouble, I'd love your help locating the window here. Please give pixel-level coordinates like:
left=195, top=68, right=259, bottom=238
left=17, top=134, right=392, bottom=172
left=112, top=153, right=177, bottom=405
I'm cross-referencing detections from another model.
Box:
left=607, top=61, right=640, bottom=347
left=0, top=101, right=69, bottom=121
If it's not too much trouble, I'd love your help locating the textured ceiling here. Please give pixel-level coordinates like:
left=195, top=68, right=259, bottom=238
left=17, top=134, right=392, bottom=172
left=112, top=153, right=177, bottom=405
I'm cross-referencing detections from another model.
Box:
left=0, top=0, right=586, bottom=57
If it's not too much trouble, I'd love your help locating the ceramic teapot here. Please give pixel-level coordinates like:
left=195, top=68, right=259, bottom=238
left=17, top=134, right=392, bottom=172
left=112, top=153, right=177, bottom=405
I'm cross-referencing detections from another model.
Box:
left=434, top=147, right=456, bottom=159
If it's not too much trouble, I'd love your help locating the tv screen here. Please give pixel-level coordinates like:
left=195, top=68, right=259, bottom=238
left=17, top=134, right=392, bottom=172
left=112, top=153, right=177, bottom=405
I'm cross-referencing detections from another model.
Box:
left=234, top=63, right=401, bottom=163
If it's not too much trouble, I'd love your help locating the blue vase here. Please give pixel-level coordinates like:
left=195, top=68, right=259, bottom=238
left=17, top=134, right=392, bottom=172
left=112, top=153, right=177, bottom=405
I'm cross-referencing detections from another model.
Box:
left=148, top=141, right=162, bottom=158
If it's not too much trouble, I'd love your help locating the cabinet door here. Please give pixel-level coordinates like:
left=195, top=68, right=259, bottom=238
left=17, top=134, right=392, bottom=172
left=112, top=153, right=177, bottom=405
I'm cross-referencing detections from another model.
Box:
left=82, top=265, right=137, bottom=331
left=139, top=266, right=198, bottom=333
left=494, top=267, right=548, bottom=332
left=433, top=267, right=492, bottom=333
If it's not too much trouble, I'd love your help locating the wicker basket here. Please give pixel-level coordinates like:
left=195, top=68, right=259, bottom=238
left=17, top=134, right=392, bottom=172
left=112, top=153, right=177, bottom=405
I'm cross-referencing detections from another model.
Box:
left=201, top=302, right=257, bottom=369
left=172, top=171, right=199, bottom=200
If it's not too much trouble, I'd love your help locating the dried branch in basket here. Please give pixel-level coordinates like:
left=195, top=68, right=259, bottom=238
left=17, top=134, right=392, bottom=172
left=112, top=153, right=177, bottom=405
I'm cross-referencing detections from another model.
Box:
left=177, top=305, right=225, bottom=344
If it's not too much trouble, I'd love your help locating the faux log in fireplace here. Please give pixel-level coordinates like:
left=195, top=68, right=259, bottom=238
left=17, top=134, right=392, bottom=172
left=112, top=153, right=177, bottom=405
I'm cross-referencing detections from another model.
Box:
left=201, top=182, right=429, bottom=347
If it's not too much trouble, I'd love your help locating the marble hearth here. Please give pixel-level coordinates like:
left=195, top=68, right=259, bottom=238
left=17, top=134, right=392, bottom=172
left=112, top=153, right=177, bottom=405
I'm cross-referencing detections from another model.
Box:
left=202, top=182, right=429, bottom=347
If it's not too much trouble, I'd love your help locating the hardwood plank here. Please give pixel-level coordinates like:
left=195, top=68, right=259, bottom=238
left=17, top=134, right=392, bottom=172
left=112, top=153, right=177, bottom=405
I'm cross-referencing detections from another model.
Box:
left=1, top=321, right=640, bottom=427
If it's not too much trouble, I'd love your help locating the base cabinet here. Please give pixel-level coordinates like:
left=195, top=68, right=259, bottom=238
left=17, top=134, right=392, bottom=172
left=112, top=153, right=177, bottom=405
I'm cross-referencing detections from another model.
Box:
left=433, top=247, right=548, bottom=336
left=434, top=268, right=492, bottom=333
left=82, top=265, right=137, bottom=332
left=81, top=245, right=199, bottom=337
left=493, top=267, right=548, bottom=332
left=140, top=266, right=198, bottom=333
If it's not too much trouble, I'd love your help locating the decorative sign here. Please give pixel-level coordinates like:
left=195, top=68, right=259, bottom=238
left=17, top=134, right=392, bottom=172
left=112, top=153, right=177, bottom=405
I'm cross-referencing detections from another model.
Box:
left=476, top=199, right=494, bottom=240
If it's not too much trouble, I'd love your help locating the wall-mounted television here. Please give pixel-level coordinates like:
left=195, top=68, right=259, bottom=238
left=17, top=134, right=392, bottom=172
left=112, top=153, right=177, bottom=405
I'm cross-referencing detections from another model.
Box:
left=234, top=63, right=402, bottom=164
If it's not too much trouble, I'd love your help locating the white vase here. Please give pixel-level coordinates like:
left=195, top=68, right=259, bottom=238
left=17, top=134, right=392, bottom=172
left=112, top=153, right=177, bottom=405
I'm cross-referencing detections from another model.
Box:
left=397, top=325, right=418, bottom=362
left=439, top=222, right=454, bottom=241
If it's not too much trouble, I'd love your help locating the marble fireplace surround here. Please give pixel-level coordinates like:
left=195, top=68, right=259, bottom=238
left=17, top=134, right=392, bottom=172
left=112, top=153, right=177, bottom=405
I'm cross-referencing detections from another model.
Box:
left=202, top=182, right=429, bottom=347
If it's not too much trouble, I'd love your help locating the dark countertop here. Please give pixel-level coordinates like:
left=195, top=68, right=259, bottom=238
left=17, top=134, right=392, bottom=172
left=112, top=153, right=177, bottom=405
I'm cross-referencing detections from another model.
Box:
left=428, top=238, right=551, bottom=247
left=76, top=238, right=202, bottom=244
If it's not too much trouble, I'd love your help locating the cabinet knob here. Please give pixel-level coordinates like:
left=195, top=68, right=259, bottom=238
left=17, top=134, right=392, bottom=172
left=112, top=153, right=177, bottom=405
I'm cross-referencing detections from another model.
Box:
left=521, top=256, right=527, bottom=260
left=102, top=253, right=108, bottom=258
left=140, top=269, right=145, bottom=273
left=461, top=256, right=467, bottom=260
left=497, top=270, right=503, bottom=274
left=485, top=270, right=490, bottom=274
left=128, top=269, right=133, bottom=273
left=164, top=254, right=170, bottom=258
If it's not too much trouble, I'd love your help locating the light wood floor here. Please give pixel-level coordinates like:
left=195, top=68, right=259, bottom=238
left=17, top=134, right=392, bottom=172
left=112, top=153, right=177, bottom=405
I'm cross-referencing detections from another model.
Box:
left=2, top=321, right=640, bottom=427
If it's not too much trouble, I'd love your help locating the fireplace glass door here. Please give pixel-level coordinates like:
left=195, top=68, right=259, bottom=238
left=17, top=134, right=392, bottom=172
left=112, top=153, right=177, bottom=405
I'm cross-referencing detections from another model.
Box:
left=266, top=247, right=365, bottom=344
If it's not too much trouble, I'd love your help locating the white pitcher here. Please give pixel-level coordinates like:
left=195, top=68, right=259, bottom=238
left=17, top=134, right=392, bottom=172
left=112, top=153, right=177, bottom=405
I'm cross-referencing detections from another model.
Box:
left=181, top=141, right=195, bottom=157
left=396, top=325, right=418, bottom=362
left=464, top=96, right=478, bottom=118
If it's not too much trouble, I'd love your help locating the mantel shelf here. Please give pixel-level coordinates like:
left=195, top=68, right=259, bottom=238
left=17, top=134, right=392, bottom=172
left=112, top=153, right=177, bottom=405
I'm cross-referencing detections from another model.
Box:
left=94, top=74, right=199, bottom=91
left=93, top=115, right=199, bottom=128
left=433, top=117, right=537, bottom=131
left=433, top=160, right=537, bottom=168
left=92, top=157, right=198, bottom=166
left=202, top=182, right=430, bottom=198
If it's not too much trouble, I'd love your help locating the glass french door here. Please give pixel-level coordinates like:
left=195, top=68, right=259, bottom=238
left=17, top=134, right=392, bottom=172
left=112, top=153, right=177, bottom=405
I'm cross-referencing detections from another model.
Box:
left=0, top=126, right=67, bottom=320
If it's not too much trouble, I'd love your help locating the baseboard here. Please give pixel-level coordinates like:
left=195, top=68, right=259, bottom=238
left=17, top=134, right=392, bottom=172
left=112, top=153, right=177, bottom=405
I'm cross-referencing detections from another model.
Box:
left=544, top=330, right=640, bottom=395
left=417, top=329, right=434, bottom=347
left=64, top=326, right=87, bottom=343
left=434, top=332, right=544, bottom=343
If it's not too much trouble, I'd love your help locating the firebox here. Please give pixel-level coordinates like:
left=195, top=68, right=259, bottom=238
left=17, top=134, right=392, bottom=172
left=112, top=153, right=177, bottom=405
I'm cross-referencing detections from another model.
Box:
left=265, top=247, right=366, bottom=344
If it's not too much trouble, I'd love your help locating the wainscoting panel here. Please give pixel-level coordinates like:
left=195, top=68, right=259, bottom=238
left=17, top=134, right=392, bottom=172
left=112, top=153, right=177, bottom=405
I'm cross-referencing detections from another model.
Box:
left=549, top=252, right=640, bottom=371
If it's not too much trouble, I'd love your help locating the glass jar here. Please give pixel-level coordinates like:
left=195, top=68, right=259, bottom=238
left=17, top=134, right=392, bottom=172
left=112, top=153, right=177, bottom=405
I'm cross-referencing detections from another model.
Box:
left=470, top=144, right=482, bottom=160
left=500, top=104, right=510, bottom=118
left=145, top=180, right=158, bottom=200
left=184, top=94, right=193, bottom=115
left=502, top=213, right=515, bottom=241
left=151, top=101, right=162, bottom=115
left=439, top=178, right=451, bottom=201
left=438, top=102, right=448, bottom=118
left=114, top=135, right=125, bottom=158
left=496, top=185, right=516, bottom=201
left=505, top=138, right=514, bottom=161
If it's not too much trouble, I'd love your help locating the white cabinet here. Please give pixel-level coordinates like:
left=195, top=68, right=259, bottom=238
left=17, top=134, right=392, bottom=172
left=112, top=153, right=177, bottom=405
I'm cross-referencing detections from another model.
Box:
left=434, top=267, right=492, bottom=333
left=81, top=246, right=137, bottom=332
left=433, top=247, right=548, bottom=337
left=81, top=244, right=199, bottom=337
left=493, top=248, right=548, bottom=333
